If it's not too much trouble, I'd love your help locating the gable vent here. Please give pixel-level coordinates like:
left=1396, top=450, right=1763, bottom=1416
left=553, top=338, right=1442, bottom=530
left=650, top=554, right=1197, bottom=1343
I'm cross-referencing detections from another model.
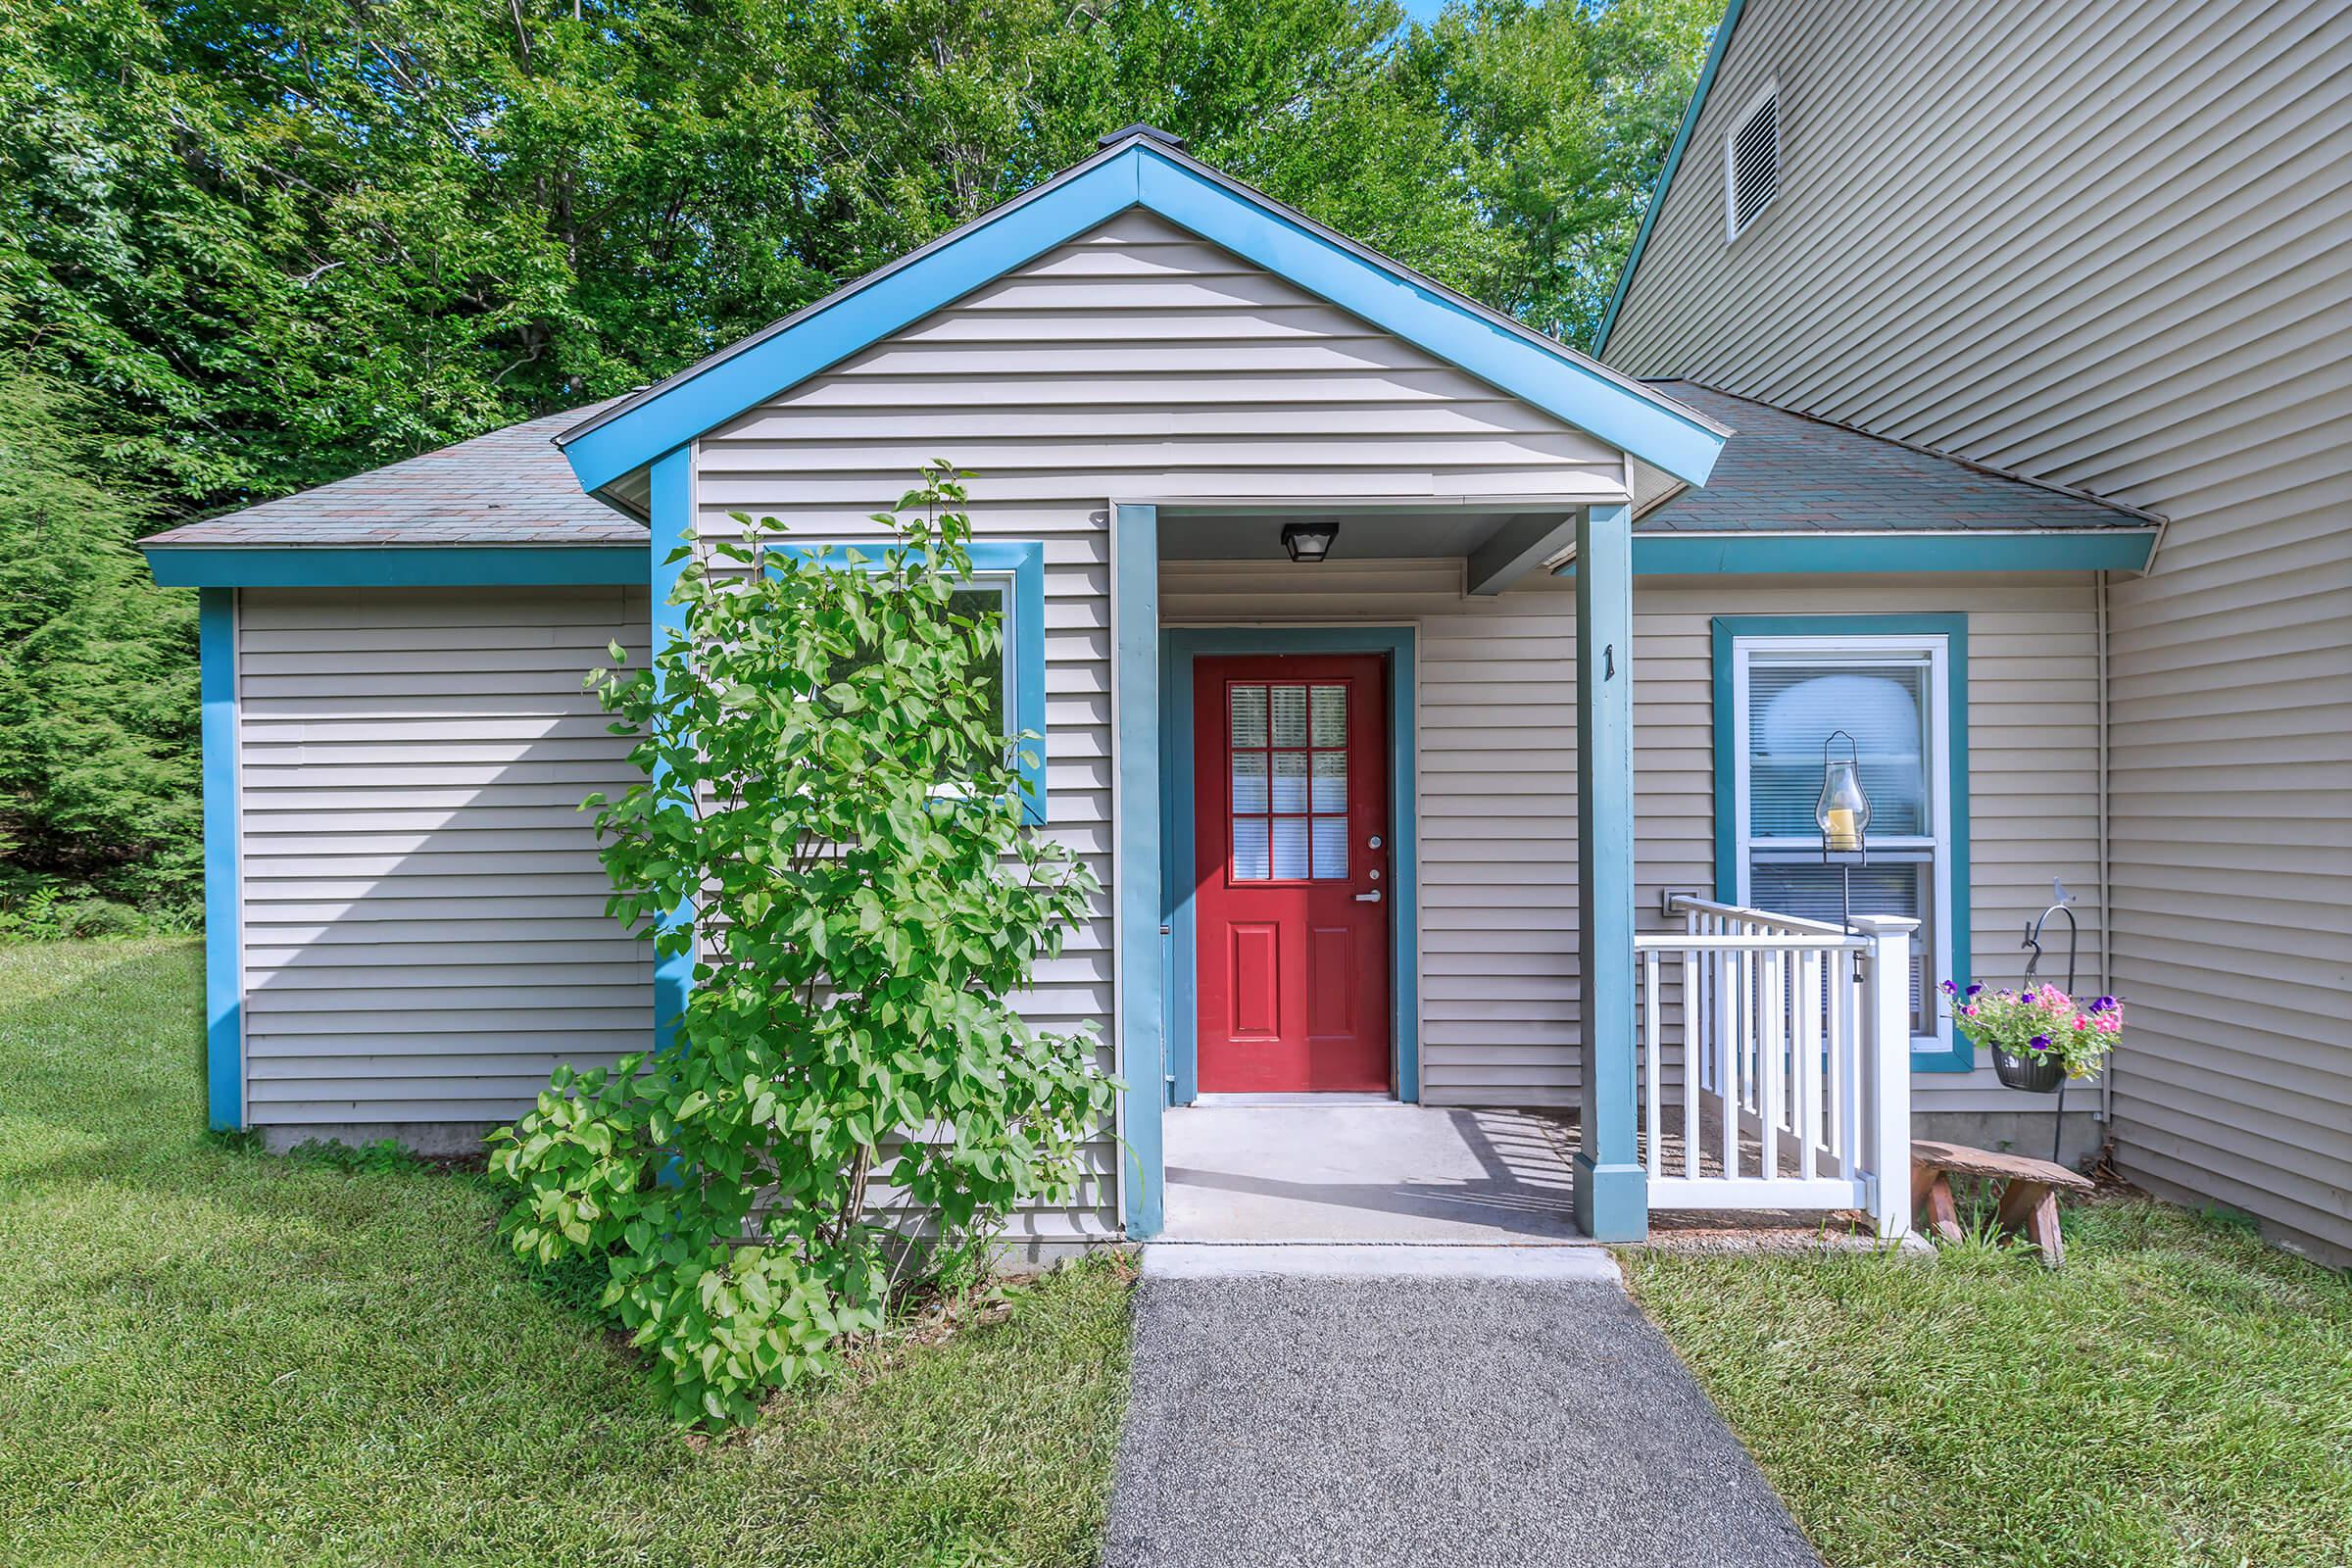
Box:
left=1725, top=88, right=1779, bottom=239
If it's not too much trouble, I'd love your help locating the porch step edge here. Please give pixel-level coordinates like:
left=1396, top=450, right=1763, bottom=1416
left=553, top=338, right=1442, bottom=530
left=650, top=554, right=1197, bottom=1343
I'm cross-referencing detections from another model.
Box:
left=1141, top=1242, right=1624, bottom=1282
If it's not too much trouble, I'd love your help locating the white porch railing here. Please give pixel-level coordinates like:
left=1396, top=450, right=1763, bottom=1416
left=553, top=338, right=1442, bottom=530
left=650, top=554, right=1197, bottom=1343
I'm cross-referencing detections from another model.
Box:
left=1633, top=896, right=1916, bottom=1237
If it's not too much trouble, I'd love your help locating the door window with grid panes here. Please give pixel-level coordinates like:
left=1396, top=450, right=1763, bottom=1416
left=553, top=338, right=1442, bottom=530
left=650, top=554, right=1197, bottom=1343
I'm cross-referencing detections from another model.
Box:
left=1227, top=682, right=1349, bottom=882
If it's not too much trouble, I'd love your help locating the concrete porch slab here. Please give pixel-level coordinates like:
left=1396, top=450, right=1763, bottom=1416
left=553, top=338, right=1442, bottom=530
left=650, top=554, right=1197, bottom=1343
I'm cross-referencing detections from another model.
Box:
left=1161, top=1102, right=1585, bottom=1243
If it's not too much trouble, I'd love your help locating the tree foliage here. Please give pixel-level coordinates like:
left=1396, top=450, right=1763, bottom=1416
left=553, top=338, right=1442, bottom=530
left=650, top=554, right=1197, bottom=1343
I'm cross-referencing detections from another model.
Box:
left=0, top=0, right=1714, bottom=909
left=489, top=467, right=1109, bottom=1427
left=1, top=0, right=1714, bottom=514
left=0, top=361, right=197, bottom=922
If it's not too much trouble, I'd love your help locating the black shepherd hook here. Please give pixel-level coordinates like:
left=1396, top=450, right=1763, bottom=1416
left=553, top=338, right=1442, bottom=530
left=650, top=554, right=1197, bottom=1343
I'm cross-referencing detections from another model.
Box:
left=2022, top=883, right=2081, bottom=1163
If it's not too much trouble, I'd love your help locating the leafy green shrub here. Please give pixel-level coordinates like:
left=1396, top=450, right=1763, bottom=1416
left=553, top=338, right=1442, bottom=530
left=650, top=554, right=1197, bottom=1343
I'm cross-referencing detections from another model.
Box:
left=490, top=465, right=1110, bottom=1427
left=0, top=881, right=189, bottom=943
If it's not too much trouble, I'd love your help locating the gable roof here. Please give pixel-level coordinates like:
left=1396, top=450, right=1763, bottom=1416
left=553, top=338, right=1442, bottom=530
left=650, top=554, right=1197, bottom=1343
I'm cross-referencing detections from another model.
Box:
left=558, top=126, right=1732, bottom=500
left=1591, top=0, right=1749, bottom=359
left=140, top=401, right=640, bottom=551
left=1640, top=381, right=2163, bottom=532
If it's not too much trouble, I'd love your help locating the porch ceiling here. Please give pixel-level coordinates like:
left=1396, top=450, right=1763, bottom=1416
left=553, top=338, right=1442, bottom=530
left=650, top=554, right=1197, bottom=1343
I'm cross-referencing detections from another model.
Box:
left=1155, top=505, right=1564, bottom=562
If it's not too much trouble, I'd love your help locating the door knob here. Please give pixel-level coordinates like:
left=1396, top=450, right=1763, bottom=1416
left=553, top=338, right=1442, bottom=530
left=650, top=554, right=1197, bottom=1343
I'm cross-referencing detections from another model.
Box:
left=1353, top=890, right=1383, bottom=904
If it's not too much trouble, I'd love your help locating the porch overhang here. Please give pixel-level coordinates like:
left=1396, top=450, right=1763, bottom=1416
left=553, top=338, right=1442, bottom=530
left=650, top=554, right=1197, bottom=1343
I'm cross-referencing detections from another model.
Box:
left=1113, top=499, right=1652, bottom=1243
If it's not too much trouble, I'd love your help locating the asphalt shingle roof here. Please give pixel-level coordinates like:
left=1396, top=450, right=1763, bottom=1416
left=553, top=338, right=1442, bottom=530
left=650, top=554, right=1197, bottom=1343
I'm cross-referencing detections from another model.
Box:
left=138, top=400, right=642, bottom=549
left=134, top=382, right=2154, bottom=552
left=1641, top=381, right=2156, bottom=532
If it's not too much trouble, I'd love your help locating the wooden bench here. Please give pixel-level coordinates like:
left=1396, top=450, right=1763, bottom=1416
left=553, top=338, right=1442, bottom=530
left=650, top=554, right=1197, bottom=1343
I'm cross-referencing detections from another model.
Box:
left=1911, top=1139, right=2094, bottom=1266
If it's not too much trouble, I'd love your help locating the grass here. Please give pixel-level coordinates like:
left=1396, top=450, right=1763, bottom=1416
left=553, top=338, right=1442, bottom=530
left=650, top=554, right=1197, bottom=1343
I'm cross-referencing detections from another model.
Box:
left=0, top=940, right=1132, bottom=1567
left=1625, top=1196, right=2352, bottom=1568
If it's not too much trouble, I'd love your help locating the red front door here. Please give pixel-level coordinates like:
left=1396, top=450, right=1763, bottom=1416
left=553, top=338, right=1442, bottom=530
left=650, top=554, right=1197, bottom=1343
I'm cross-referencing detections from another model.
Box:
left=1195, top=655, right=1392, bottom=1093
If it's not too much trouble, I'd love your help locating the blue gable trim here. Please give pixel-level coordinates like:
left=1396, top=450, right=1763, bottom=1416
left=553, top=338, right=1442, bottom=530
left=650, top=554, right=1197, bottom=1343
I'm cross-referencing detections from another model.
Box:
left=1592, top=0, right=1749, bottom=357
left=199, top=589, right=243, bottom=1131
left=1131, top=156, right=1724, bottom=485
left=1710, top=613, right=1974, bottom=1075
left=1552, top=529, right=2158, bottom=578
left=561, top=140, right=1727, bottom=494
left=145, top=545, right=643, bottom=588
left=1160, top=627, right=1421, bottom=1106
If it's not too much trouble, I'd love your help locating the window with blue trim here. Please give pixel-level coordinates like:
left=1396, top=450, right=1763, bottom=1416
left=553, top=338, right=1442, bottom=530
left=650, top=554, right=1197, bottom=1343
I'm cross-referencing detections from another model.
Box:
left=1724, top=628, right=1962, bottom=1055
left=795, top=540, right=1048, bottom=823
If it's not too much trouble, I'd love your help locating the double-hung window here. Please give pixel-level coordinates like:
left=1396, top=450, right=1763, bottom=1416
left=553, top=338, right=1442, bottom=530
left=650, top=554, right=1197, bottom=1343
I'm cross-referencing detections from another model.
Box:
left=1715, top=617, right=1969, bottom=1067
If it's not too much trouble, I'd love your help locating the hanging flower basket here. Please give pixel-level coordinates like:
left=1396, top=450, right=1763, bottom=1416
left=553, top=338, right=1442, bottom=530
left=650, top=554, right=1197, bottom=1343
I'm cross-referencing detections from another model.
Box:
left=1991, top=1045, right=2067, bottom=1094
left=1942, top=980, right=2123, bottom=1092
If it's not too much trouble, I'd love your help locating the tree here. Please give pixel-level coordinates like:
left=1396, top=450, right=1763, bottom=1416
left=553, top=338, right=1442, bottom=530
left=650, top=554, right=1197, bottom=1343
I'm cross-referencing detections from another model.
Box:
left=0, top=362, right=198, bottom=920
left=0, top=0, right=1717, bottom=916
left=0, top=0, right=1715, bottom=517
left=489, top=466, right=1110, bottom=1427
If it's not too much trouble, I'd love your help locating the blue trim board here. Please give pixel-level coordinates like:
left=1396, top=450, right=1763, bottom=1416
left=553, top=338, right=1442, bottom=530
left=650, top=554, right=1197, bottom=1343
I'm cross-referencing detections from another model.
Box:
left=767, top=540, right=1051, bottom=823
left=649, top=449, right=696, bottom=1058
left=1573, top=505, right=1646, bottom=1241
left=1112, top=506, right=1166, bottom=1239
left=1709, top=614, right=1974, bottom=1074
left=561, top=139, right=1727, bottom=496
left=145, top=545, right=644, bottom=588
left=1622, top=530, right=2157, bottom=576
left=199, top=588, right=244, bottom=1131
left=1592, top=0, right=1748, bottom=356
left=1159, top=627, right=1421, bottom=1107
left=1547, top=529, right=2158, bottom=578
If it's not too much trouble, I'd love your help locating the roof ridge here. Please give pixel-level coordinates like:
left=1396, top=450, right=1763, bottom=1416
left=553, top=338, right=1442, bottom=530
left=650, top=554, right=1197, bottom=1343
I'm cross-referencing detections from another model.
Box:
left=1655, top=378, right=2167, bottom=525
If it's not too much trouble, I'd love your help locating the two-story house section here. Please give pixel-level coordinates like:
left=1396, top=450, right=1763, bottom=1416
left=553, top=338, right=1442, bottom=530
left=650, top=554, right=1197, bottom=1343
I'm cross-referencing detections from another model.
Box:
left=1597, top=0, right=2352, bottom=1261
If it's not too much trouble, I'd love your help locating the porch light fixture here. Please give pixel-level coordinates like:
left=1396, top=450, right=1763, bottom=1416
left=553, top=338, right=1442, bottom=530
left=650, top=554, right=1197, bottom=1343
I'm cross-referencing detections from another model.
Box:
left=1282, top=520, right=1340, bottom=563
left=1817, top=729, right=1871, bottom=930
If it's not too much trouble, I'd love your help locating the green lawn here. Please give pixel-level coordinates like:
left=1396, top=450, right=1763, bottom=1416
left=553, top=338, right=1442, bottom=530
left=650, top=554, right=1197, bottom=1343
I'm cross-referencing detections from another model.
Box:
left=0, top=940, right=1131, bottom=1568
left=1626, top=1199, right=2352, bottom=1568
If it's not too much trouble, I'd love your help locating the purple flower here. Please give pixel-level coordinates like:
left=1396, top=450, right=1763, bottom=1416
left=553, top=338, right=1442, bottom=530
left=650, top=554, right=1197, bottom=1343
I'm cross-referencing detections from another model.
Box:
left=1965, top=983, right=1984, bottom=998
left=1940, top=979, right=1957, bottom=995
left=2030, top=1035, right=2053, bottom=1052
left=2089, top=996, right=2116, bottom=1013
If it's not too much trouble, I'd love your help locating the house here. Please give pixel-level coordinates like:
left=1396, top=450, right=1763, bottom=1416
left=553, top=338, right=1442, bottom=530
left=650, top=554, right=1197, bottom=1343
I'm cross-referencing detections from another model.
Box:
left=1593, top=0, right=2350, bottom=1263
left=145, top=122, right=2190, bottom=1254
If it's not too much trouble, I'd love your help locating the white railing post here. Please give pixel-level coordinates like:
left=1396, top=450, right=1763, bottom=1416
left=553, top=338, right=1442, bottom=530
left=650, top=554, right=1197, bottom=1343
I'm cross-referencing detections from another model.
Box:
left=1850, top=915, right=1919, bottom=1240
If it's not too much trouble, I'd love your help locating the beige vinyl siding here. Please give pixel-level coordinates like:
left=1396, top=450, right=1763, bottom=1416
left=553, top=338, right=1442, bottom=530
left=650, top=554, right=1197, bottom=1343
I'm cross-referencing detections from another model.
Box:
left=1164, top=562, right=2105, bottom=1112
left=236, top=586, right=654, bottom=1129
left=1603, top=0, right=2351, bottom=1257
left=699, top=209, right=1631, bottom=1241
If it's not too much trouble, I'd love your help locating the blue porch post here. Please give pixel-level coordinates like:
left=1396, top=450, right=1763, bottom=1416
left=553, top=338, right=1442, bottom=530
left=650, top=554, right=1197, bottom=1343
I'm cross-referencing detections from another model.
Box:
left=649, top=446, right=695, bottom=1054
left=1574, top=502, right=1648, bottom=1240
left=1112, top=504, right=1166, bottom=1239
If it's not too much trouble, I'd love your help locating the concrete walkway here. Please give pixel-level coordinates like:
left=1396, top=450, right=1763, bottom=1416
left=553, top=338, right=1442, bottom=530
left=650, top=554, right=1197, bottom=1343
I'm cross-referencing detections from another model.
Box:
left=1104, top=1247, right=1822, bottom=1568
